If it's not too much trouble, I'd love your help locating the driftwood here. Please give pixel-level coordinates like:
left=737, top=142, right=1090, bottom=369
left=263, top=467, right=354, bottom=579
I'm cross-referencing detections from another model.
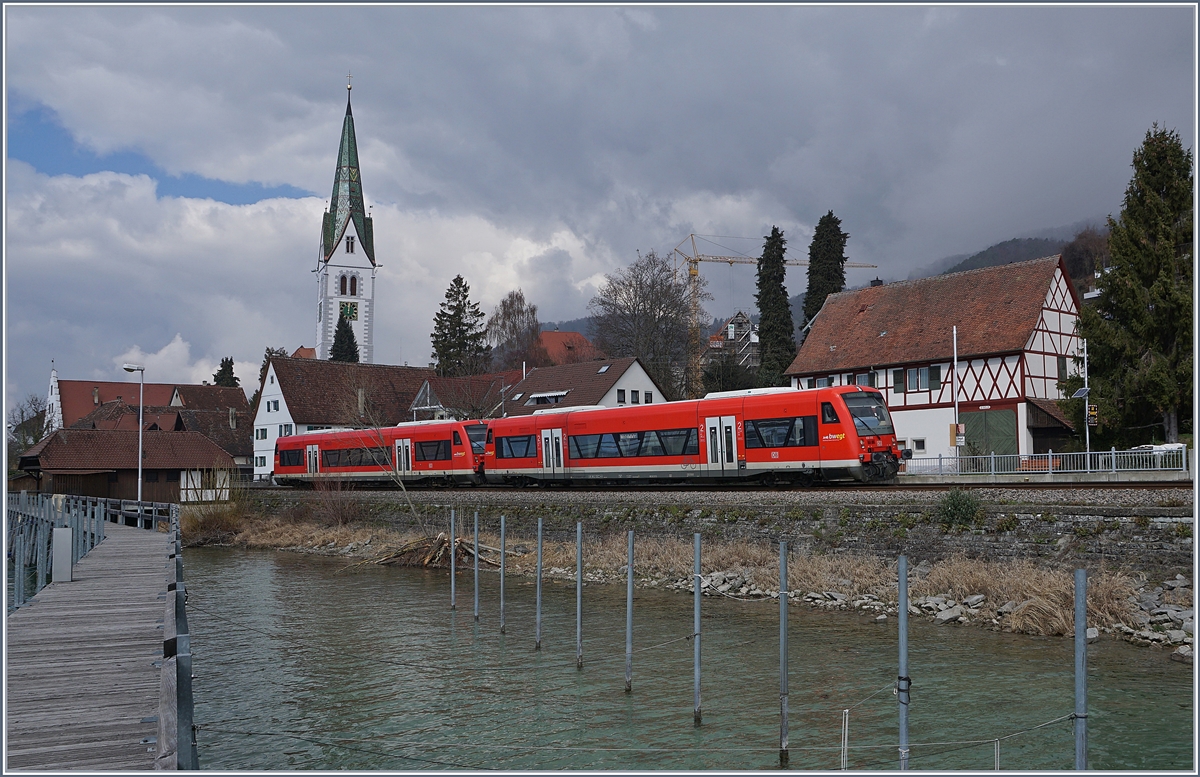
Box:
left=340, top=534, right=512, bottom=572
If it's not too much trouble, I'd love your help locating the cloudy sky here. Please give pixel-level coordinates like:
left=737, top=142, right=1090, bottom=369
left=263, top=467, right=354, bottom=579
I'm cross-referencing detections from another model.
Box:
left=4, top=5, right=1194, bottom=413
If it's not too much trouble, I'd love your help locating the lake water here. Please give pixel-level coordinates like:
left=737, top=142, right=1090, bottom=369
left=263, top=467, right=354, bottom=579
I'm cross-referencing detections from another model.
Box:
left=185, top=548, right=1193, bottom=770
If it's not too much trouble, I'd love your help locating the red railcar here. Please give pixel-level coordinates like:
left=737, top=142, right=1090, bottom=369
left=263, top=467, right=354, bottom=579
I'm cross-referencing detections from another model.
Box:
left=273, top=419, right=488, bottom=487
left=481, top=386, right=905, bottom=486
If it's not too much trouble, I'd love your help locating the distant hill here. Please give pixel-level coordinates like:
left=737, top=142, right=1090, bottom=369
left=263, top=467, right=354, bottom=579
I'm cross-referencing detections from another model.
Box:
left=541, top=317, right=595, bottom=338
left=942, top=237, right=1065, bottom=275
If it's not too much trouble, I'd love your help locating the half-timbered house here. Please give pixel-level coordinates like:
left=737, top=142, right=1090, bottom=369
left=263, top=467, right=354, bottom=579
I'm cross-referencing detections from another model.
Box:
left=783, top=256, right=1079, bottom=458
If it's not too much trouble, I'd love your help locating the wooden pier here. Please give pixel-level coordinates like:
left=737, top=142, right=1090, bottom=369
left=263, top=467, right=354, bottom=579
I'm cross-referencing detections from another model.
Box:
left=6, top=522, right=174, bottom=770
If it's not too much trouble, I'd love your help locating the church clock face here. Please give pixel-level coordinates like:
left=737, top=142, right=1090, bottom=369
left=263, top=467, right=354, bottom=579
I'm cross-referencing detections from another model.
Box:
left=340, top=301, right=359, bottom=321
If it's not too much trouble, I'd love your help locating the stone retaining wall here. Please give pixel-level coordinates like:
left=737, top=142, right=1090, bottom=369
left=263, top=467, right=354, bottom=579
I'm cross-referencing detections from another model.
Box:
left=241, top=489, right=1193, bottom=575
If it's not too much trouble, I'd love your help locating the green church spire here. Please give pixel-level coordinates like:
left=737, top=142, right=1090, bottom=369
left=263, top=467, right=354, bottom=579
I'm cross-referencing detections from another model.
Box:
left=322, top=80, right=375, bottom=265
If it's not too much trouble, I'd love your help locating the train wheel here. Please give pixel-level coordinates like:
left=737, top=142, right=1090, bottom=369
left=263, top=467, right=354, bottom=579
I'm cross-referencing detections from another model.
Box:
left=795, top=472, right=815, bottom=488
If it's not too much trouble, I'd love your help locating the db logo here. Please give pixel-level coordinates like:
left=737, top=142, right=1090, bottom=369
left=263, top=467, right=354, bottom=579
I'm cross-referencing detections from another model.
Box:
left=771, top=451, right=780, bottom=459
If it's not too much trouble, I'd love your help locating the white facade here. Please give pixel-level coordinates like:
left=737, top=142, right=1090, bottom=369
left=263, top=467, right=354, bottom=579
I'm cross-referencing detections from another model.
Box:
left=597, top=362, right=663, bottom=408
left=316, top=232, right=377, bottom=362
left=252, top=363, right=293, bottom=478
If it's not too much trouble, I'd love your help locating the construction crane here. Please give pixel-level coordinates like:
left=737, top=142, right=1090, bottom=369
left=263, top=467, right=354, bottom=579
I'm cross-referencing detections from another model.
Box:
left=672, top=233, right=877, bottom=397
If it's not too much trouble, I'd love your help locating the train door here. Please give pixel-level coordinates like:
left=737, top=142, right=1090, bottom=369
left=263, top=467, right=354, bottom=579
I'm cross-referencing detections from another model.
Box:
left=704, top=415, right=738, bottom=476
left=395, top=438, right=412, bottom=478
left=541, top=428, right=564, bottom=479
left=305, top=444, right=320, bottom=475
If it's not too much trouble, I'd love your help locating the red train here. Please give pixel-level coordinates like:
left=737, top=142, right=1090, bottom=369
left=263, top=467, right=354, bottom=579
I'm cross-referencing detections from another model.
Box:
left=273, top=386, right=907, bottom=487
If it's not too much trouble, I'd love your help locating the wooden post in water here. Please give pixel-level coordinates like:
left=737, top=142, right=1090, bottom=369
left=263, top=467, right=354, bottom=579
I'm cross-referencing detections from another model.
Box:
left=536, top=516, right=543, bottom=650
left=625, top=530, right=633, bottom=693
left=449, top=508, right=456, bottom=610
left=473, top=511, right=480, bottom=622
left=499, top=515, right=506, bottom=634
left=576, top=521, right=583, bottom=669
left=779, top=540, right=789, bottom=767
left=1074, top=569, right=1088, bottom=770
left=898, top=555, right=910, bottom=770
left=693, top=532, right=702, bottom=726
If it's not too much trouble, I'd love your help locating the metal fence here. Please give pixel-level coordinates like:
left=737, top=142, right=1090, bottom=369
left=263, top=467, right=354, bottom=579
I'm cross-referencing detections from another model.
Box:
left=903, top=446, right=1189, bottom=477
left=7, top=492, right=176, bottom=608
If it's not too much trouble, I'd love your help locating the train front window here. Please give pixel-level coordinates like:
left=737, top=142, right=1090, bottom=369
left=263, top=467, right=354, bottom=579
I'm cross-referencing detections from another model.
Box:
left=841, top=392, right=895, bottom=436
left=466, top=424, right=488, bottom=453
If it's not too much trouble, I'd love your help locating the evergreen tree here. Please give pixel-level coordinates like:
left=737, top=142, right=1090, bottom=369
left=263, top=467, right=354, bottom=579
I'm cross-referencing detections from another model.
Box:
left=802, top=211, right=850, bottom=325
left=702, top=349, right=757, bottom=394
left=211, top=357, right=240, bottom=387
left=330, top=311, right=361, bottom=363
left=250, top=346, right=288, bottom=411
left=754, top=226, right=797, bottom=387
left=431, top=275, right=491, bottom=377
left=1069, top=124, right=1193, bottom=444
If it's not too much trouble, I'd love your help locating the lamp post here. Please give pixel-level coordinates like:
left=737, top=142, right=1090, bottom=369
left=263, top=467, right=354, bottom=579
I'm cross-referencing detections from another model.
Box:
left=1071, top=339, right=1091, bottom=472
left=122, top=363, right=145, bottom=501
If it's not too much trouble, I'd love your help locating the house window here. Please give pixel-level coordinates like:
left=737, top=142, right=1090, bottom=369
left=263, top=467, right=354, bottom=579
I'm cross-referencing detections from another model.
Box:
left=631, top=390, right=640, bottom=404
left=907, top=367, right=929, bottom=392
left=166, top=470, right=180, bottom=482
left=914, top=438, right=926, bottom=453
left=1057, top=355, right=1068, bottom=380
left=270, top=375, right=274, bottom=384
left=279, top=423, right=293, bottom=437
left=255, top=456, right=266, bottom=468
left=256, top=427, right=267, bottom=440
left=815, top=377, right=829, bottom=388
left=892, top=369, right=905, bottom=394
left=856, top=372, right=877, bottom=387
left=644, top=392, right=653, bottom=404
left=346, top=236, right=355, bottom=253
left=617, top=389, right=626, bottom=404
left=144, top=470, right=159, bottom=483
left=350, top=275, right=357, bottom=296
left=598, top=365, right=610, bottom=374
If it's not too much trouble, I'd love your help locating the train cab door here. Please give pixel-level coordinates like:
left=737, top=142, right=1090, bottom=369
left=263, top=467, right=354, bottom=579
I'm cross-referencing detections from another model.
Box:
left=395, top=438, right=413, bottom=478
left=704, top=415, right=738, bottom=476
left=541, top=428, right=564, bottom=479
left=305, top=444, right=320, bottom=475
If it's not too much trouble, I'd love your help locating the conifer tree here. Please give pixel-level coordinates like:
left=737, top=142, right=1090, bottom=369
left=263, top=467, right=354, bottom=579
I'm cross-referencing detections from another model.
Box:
left=431, top=275, right=491, bottom=376
left=330, top=311, right=360, bottom=363
left=211, top=357, right=240, bottom=387
left=802, top=211, right=850, bottom=325
left=1070, top=124, right=1193, bottom=444
left=250, top=346, right=288, bottom=411
left=754, top=226, right=797, bottom=387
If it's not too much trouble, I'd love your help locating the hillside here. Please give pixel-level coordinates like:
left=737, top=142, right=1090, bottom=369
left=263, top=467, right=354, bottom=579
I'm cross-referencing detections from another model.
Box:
left=941, top=237, right=1066, bottom=275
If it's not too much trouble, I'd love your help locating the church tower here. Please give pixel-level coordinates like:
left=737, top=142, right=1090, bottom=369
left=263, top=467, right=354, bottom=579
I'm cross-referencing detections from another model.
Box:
left=316, top=79, right=377, bottom=362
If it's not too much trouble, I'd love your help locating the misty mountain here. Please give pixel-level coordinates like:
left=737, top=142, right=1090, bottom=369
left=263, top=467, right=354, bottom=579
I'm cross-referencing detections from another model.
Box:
left=941, top=237, right=1066, bottom=275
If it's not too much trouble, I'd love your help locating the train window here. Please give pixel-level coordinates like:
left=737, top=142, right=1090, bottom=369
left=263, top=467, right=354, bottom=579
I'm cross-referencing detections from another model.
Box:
left=639, top=431, right=665, bottom=456
left=748, top=418, right=792, bottom=447
left=617, top=432, right=641, bottom=457
left=497, top=435, right=536, bottom=458
left=466, top=424, right=488, bottom=453
left=279, top=449, right=302, bottom=467
left=569, top=434, right=601, bottom=459
left=597, top=434, right=621, bottom=458
left=659, top=428, right=699, bottom=456
left=821, top=402, right=840, bottom=424
left=453, top=431, right=463, bottom=446
left=415, top=440, right=452, bottom=461
left=794, top=416, right=819, bottom=447
left=842, top=393, right=895, bottom=435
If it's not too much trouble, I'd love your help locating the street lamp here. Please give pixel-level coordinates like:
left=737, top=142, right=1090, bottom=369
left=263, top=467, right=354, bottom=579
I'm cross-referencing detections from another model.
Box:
left=1071, top=339, right=1091, bottom=472
left=122, top=363, right=145, bottom=501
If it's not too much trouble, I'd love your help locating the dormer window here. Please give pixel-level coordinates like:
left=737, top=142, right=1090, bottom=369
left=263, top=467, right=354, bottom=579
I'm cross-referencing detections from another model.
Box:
left=346, top=236, right=355, bottom=253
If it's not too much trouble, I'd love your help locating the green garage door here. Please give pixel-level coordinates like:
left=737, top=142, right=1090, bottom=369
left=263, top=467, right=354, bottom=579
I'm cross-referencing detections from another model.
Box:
left=961, top=409, right=1017, bottom=456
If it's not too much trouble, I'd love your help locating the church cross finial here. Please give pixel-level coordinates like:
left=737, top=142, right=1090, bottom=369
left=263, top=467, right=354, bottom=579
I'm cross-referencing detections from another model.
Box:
left=347, top=72, right=353, bottom=91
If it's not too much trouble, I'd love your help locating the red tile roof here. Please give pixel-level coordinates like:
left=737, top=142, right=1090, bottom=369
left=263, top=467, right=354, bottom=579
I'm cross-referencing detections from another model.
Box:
left=501, top=357, right=661, bottom=416
left=785, top=256, right=1070, bottom=376
left=21, top=429, right=233, bottom=473
left=1027, top=397, right=1075, bottom=430
left=291, top=346, right=317, bottom=359
left=66, top=401, right=253, bottom=457
left=538, top=331, right=604, bottom=364
left=267, top=357, right=436, bottom=427
left=173, top=385, right=250, bottom=411
left=55, top=380, right=178, bottom=428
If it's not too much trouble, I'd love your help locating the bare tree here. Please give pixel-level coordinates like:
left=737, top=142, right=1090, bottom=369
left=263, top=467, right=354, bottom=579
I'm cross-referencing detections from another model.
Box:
left=588, top=250, right=708, bottom=400
left=7, top=393, right=48, bottom=473
left=423, top=376, right=509, bottom=421
left=486, top=289, right=552, bottom=371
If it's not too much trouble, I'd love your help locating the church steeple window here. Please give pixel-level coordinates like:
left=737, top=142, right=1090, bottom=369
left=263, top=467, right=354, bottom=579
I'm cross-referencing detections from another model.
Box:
left=339, top=275, right=347, bottom=295
left=350, top=276, right=357, bottom=296
left=346, top=236, right=355, bottom=254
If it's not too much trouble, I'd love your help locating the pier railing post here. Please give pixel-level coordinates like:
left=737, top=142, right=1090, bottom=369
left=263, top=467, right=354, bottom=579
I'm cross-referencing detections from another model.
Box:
left=779, top=540, right=789, bottom=768
left=625, top=530, right=633, bottom=693
left=449, top=508, right=456, bottom=610
left=499, top=515, right=506, bottom=634
left=693, top=532, right=702, bottom=726
left=1074, top=569, right=1088, bottom=770
left=898, top=555, right=910, bottom=770
left=536, top=516, right=543, bottom=650
left=473, top=510, right=480, bottom=623
left=576, top=522, right=583, bottom=669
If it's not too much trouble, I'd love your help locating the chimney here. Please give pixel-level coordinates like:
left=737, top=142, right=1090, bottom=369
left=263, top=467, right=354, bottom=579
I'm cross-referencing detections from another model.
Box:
left=357, top=387, right=365, bottom=417
left=870, top=277, right=884, bottom=287
left=229, top=407, right=237, bottom=430
left=93, top=387, right=99, bottom=405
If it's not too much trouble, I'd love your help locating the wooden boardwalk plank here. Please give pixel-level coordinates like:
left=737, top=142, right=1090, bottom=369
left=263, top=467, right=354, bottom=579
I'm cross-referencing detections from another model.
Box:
left=5, top=523, right=169, bottom=771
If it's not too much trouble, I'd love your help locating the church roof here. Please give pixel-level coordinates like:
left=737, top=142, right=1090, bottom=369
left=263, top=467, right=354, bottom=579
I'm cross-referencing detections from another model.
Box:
left=322, top=89, right=375, bottom=265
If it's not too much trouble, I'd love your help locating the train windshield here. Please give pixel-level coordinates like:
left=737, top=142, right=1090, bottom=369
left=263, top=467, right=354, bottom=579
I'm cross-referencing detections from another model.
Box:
left=841, top=392, right=895, bottom=436
left=465, top=424, right=488, bottom=454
